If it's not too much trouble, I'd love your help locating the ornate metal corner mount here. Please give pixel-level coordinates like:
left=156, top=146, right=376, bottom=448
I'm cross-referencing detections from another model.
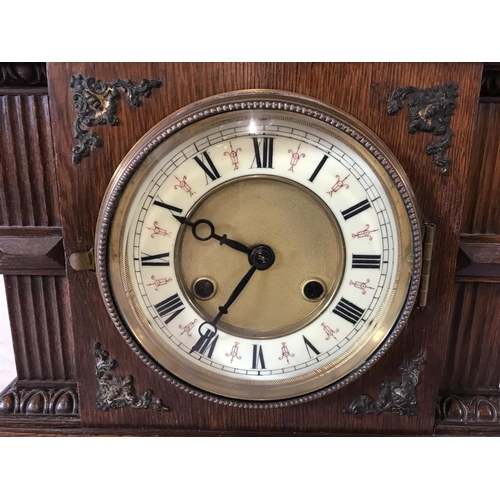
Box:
left=387, top=84, right=459, bottom=176
left=93, top=342, right=169, bottom=411
left=343, top=356, right=424, bottom=417
left=70, top=75, right=161, bottom=165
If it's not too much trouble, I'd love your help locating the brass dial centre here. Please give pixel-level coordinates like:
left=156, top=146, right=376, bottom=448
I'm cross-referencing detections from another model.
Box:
left=175, top=176, right=345, bottom=339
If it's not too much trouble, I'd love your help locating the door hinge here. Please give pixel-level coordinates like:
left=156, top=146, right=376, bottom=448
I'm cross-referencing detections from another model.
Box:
left=417, top=223, right=436, bottom=307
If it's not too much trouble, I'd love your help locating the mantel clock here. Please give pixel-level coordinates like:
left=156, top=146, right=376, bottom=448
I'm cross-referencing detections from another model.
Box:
left=0, top=63, right=485, bottom=436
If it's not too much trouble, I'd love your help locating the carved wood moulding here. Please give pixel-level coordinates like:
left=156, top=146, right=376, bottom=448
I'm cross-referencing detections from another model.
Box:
left=436, top=393, right=500, bottom=431
left=4, top=275, right=77, bottom=380
left=0, top=63, right=47, bottom=95
left=0, top=94, right=60, bottom=225
left=0, top=381, right=79, bottom=416
left=0, top=227, right=65, bottom=275
left=93, top=342, right=169, bottom=411
left=480, top=63, right=500, bottom=101
left=70, top=75, right=161, bottom=164
left=344, top=356, right=424, bottom=416
left=455, top=234, right=500, bottom=282
left=387, top=84, right=459, bottom=175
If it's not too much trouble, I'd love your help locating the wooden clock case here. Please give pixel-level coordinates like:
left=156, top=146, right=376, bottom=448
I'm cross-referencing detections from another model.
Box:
left=0, top=62, right=497, bottom=436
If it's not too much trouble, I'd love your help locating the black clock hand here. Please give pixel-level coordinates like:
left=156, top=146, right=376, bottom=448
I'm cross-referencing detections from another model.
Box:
left=191, top=243, right=274, bottom=354
left=173, top=215, right=251, bottom=255
left=191, top=264, right=257, bottom=352
left=211, top=264, right=257, bottom=327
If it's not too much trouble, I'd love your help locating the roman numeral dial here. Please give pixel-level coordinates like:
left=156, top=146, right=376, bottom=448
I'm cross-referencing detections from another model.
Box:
left=106, top=94, right=415, bottom=404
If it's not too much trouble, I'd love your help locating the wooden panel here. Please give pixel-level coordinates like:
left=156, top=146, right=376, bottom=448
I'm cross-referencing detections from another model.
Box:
left=47, top=62, right=481, bottom=435
left=441, top=282, right=500, bottom=392
left=0, top=95, right=60, bottom=226
left=4, top=275, right=76, bottom=381
left=461, top=103, right=500, bottom=234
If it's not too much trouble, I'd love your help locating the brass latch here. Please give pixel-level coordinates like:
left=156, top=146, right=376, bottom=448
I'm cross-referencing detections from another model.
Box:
left=417, top=223, right=436, bottom=307
left=69, top=248, right=95, bottom=271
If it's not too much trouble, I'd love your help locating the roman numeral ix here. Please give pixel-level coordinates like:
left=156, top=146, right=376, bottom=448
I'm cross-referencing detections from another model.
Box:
left=332, top=298, right=365, bottom=325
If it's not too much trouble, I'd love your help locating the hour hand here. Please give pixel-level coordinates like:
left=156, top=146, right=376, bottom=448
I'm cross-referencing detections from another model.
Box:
left=173, top=215, right=251, bottom=255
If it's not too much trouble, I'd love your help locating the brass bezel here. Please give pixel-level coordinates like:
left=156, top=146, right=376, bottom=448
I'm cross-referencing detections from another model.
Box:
left=96, top=90, right=422, bottom=408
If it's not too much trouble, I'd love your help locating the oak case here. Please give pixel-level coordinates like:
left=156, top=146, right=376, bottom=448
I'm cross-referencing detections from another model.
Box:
left=0, top=63, right=490, bottom=435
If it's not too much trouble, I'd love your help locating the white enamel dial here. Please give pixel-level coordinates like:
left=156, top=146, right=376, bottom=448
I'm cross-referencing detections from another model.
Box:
left=99, top=92, right=420, bottom=403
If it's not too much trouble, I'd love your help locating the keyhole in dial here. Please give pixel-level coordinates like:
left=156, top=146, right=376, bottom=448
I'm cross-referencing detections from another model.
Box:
left=302, top=280, right=325, bottom=301
left=193, top=277, right=216, bottom=300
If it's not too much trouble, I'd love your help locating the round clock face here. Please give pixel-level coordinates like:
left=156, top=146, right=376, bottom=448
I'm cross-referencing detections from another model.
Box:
left=97, top=90, right=421, bottom=405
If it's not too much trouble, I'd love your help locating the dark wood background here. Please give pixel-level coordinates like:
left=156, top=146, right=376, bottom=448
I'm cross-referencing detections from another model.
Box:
left=2, top=62, right=497, bottom=435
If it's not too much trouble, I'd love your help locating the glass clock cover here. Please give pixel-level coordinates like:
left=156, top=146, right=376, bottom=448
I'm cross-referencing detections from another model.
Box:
left=96, top=90, right=421, bottom=406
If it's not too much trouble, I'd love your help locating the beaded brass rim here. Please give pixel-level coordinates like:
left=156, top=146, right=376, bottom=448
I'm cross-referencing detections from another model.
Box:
left=96, top=89, right=422, bottom=408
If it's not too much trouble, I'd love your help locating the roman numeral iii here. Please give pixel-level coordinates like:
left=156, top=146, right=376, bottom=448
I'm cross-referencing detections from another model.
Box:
left=332, top=298, right=364, bottom=324
left=352, top=254, right=381, bottom=269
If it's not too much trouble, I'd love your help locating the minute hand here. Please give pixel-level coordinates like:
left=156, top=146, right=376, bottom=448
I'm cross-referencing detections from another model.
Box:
left=211, top=265, right=257, bottom=327
left=173, top=215, right=251, bottom=255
